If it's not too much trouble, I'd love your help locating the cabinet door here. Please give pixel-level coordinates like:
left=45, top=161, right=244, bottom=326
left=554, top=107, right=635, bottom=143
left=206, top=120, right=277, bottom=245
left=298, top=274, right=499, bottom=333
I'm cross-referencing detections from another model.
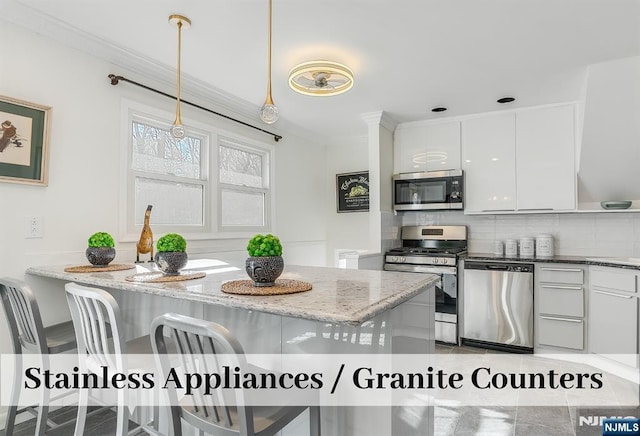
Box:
left=394, top=125, right=429, bottom=173
left=589, top=290, right=638, bottom=367
left=394, top=121, right=461, bottom=174
left=516, top=105, right=576, bottom=211
left=424, top=121, right=461, bottom=172
left=462, top=113, right=516, bottom=212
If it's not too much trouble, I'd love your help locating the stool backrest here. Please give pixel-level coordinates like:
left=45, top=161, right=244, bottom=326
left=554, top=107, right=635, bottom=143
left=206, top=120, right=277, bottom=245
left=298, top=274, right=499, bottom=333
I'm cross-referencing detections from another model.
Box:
left=65, top=282, right=125, bottom=372
left=151, top=312, right=254, bottom=435
left=0, top=277, right=46, bottom=353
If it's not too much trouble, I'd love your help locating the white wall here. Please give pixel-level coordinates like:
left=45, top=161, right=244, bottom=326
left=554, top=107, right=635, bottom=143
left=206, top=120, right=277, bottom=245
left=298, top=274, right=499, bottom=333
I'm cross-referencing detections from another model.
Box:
left=324, top=136, right=370, bottom=265
left=0, top=21, right=327, bottom=357
left=403, top=210, right=640, bottom=257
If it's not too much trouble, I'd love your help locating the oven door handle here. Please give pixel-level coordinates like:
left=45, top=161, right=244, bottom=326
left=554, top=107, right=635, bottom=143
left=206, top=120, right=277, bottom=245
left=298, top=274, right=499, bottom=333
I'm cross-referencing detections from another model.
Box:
left=384, top=263, right=457, bottom=275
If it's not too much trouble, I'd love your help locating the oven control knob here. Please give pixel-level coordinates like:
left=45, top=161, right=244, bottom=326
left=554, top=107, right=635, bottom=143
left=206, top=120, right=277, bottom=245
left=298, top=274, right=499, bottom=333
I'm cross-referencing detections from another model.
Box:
left=433, top=258, right=440, bottom=264
left=451, top=191, right=460, bottom=199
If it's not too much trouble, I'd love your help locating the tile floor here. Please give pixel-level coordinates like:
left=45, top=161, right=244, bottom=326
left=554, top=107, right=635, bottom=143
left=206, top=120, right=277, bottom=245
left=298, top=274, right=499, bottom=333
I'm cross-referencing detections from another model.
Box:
left=433, top=343, right=639, bottom=436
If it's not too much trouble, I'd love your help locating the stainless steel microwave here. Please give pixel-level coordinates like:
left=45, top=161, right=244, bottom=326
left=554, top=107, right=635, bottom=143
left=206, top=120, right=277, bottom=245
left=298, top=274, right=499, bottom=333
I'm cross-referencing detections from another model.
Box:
left=393, top=169, right=463, bottom=211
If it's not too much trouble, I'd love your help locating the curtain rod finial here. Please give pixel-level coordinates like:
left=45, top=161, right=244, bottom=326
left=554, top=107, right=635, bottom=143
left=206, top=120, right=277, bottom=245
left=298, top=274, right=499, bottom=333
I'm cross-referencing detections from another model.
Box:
left=108, top=74, right=122, bottom=86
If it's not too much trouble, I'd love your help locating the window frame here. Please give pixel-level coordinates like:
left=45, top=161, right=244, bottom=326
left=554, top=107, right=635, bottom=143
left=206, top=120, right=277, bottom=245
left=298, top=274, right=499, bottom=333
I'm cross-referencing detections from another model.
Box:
left=217, top=138, right=272, bottom=234
left=120, top=99, right=274, bottom=242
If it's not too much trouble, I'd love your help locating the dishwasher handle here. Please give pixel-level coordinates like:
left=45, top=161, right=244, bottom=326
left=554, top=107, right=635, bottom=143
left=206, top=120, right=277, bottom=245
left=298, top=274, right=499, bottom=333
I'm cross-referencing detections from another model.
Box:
left=464, top=261, right=534, bottom=273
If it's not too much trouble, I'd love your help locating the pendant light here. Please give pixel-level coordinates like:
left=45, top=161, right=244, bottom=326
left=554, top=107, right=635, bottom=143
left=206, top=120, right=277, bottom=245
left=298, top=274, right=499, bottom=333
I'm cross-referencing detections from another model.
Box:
left=260, top=0, right=279, bottom=124
left=169, top=14, right=191, bottom=139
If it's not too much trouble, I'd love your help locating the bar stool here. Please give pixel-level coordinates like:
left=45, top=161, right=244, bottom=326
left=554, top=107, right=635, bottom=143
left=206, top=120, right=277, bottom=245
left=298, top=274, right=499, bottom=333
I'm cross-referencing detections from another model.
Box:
left=0, top=277, right=78, bottom=436
left=151, top=312, right=321, bottom=436
left=65, top=282, right=160, bottom=436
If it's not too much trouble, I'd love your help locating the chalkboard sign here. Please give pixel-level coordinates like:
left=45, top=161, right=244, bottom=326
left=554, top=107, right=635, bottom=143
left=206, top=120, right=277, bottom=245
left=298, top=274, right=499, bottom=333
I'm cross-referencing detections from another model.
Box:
left=336, top=171, right=369, bottom=213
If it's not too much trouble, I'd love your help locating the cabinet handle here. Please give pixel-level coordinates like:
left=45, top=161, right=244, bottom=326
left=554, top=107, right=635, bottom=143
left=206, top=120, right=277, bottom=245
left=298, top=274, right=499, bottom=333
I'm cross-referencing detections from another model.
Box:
left=517, top=208, right=554, bottom=211
left=540, top=316, right=582, bottom=323
left=593, top=290, right=634, bottom=299
left=480, top=209, right=514, bottom=212
left=540, top=285, right=582, bottom=291
left=540, top=267, right=582, bottom=273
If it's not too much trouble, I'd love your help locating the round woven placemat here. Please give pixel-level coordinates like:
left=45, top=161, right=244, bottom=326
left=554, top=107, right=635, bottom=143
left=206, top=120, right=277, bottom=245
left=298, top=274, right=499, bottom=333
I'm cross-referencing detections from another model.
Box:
left=221, top=279, right=312, bottom=296
left=64, top=264, right=136, bottom=273
left=125, top=271, right=206, bottom=283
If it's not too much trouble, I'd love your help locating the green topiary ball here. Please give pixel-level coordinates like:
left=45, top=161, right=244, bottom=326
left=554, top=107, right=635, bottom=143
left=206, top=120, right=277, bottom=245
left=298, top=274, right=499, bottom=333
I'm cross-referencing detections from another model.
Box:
left=88, top=232, right=115, bottom=248
left=247, top=234, right=283, bottom=257
left=156, top=233, right=187, bottom=252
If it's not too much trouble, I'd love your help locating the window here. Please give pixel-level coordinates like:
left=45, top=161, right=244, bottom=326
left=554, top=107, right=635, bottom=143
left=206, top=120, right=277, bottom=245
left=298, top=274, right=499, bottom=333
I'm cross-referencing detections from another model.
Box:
left=123, top=101, right=271, bottom=240
left=218, top=141, right=270, bottom=230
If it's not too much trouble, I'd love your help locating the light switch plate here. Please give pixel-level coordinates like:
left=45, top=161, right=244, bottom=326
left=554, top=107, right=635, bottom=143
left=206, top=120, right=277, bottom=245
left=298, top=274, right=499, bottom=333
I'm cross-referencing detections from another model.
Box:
left=25, top=216, right=43, bottom=238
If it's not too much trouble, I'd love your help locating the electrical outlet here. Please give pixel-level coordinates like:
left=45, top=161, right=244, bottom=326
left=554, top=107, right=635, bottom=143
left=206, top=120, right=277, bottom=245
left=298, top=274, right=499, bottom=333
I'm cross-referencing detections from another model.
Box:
left=25, top=216, right=44, bottom=238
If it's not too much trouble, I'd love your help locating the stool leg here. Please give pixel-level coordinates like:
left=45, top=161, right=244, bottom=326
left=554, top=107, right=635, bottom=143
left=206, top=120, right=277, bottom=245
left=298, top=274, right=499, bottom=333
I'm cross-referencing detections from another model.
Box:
left=74, top=385, right=89, bottom=435
left=310, top=406, right=321, bottom=436
left=115, top=387, right=127, bottom=436
left=5, top=352, right=22, bottom=434
left=34, top=354, right=50, bottom=436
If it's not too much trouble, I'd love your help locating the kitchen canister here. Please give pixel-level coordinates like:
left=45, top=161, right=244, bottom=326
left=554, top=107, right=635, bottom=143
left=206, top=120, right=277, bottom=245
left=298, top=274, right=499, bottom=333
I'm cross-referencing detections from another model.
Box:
left=536, top=234, right=555, bottom=258
left=493, top=240, right=504, bottom=256
left=519, top=237, right=535, bottom=258
left=505, top=239, right=518, bottom=257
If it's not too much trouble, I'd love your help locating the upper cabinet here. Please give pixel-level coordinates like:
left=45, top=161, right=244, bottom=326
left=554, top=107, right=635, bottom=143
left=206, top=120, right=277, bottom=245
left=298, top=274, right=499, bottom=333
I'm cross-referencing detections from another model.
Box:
left=516, top=105, right=576, bottom=211
left=394, top=121, right=461, bottom=174
left=462, top=103, right=577, bottom=214
left=462, top=113, right=517, bottom=212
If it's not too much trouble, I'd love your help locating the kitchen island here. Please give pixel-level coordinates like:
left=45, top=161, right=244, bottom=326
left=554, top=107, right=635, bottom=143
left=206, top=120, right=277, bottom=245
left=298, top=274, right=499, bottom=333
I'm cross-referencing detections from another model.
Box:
left=27, top=260, right=438, bottom=436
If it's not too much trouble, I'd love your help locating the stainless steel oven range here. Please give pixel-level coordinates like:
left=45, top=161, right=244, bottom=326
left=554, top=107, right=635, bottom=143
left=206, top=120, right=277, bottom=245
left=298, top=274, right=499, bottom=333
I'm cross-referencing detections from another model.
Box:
left=383, top=225, right=467, bottom=344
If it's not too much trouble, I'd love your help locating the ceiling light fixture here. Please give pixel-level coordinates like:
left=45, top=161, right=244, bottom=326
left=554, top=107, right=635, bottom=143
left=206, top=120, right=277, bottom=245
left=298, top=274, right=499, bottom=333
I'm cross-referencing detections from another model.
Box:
left=288, top=61, right=354, bottom=96
left=169, top=14, right=191, bottom=139
left=260, top=0, right=278, bottom=124
left=497, top=97, right=515, bottom=104
left=431, top=107, right=447, bottom=113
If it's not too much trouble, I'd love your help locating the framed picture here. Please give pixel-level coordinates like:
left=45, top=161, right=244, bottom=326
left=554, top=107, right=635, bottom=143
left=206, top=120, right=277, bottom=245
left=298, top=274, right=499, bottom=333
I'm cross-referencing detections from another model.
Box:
left=0, top=95, right=51, bottom=186
left=336, top=171, right=370, bottom=213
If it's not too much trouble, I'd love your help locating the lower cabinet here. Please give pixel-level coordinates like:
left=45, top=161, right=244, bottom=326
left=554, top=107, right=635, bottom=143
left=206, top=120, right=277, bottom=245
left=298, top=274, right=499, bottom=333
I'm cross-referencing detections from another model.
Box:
left=589, top=266, right=639, bottom=368
left=534, top=264, right=587, bottom=351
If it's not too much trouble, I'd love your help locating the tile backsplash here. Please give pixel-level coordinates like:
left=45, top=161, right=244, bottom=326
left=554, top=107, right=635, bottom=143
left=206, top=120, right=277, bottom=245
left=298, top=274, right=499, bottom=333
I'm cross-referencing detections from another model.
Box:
left=401, top=211, right=640, bottom=257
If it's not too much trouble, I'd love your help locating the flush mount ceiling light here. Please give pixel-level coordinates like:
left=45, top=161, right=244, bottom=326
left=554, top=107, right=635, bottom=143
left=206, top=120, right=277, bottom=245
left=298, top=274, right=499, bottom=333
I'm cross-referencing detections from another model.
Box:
left=169, top=14, right=191, bottom=139
left=288, top=61, right=354, bottom=96
left=431, top=107, right=447, bottom=112
left=260, top=0, right=279, bottom=124
left=497, top=97, right=516, bottom=104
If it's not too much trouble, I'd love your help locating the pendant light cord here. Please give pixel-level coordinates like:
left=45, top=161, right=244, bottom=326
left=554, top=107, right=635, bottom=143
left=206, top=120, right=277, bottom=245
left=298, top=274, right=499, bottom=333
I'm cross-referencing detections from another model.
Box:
left=174, top=20, right=183, bottom=125
left=109, top=74, right=282, bottom=142
left=265, top=0, right=273, bottom=104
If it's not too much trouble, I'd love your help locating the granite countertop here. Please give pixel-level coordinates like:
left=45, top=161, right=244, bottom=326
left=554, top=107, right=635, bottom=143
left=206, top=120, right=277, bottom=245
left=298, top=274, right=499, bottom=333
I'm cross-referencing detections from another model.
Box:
left=462, top=253, right=640, bottom=270
left=27, top=262, right=438, bottom=326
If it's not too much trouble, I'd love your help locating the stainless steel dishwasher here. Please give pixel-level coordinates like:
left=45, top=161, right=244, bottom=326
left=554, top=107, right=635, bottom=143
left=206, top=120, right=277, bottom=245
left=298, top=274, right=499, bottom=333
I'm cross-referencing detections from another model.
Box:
left=462, top=261, right=534, bottom=353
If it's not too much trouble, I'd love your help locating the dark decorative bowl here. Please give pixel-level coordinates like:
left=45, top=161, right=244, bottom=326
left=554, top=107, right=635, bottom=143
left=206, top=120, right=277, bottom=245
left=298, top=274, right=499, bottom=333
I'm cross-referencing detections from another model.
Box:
left=155, top=251, right=188, bottom=275
left=86, top=247, right=116, bottom=266
left=245, top=256, right=284, bottom=287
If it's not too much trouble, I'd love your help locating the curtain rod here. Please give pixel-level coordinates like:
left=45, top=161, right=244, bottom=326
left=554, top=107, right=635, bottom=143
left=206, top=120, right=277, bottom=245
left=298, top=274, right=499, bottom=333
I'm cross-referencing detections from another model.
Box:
left=108, top=74, right=282, bottom=142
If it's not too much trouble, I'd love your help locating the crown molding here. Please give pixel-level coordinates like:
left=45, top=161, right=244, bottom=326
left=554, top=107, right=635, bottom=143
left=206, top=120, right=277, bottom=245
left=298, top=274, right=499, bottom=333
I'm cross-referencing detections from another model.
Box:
left=0, top=0, right=327, bottom=146
left=360, top=111, right=398, bottom=132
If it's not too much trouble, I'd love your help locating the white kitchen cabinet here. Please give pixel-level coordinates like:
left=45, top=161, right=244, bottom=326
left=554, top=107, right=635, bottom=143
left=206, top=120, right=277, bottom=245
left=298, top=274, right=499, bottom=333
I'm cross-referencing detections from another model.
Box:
left=394, top=121, right=460, bottom=174
left=535, top=264, right=587, bottom=351
left=516, top=105, right=576, bottom=211
left=589, top=266, right=639, bottom=368
left=461, top=113, right=516, bottom=212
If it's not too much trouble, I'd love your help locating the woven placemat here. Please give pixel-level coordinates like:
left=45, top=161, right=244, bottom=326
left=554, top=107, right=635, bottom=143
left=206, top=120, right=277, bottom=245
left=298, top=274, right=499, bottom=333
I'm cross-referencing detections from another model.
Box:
left=125, top=271, right=206, bottom=283
left=64, top=263, right=136, bottom=273
left=221, top=279, right=312, bottom=296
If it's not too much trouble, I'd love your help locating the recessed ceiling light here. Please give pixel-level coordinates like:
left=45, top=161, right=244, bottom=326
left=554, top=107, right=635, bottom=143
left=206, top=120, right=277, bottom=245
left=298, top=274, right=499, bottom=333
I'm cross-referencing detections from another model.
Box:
left=431, top=107, right=447, bottom=112
left=497, top=97, right=515, bottom=104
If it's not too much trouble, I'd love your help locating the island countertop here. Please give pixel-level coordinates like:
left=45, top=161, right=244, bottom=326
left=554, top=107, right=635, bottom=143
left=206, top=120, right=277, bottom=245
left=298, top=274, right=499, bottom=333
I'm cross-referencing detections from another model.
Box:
left=26, top=262, right=438, bottom=326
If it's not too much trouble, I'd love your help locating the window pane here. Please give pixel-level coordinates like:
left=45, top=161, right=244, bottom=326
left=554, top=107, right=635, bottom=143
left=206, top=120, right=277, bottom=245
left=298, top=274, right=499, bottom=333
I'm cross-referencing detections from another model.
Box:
left=221, top=190, right=264, bottom=226
left=135, top=177, right=204, bottom=225
left=219, top=144, right=263, bottom=188
left=131, top=121, right=201, bottom=179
